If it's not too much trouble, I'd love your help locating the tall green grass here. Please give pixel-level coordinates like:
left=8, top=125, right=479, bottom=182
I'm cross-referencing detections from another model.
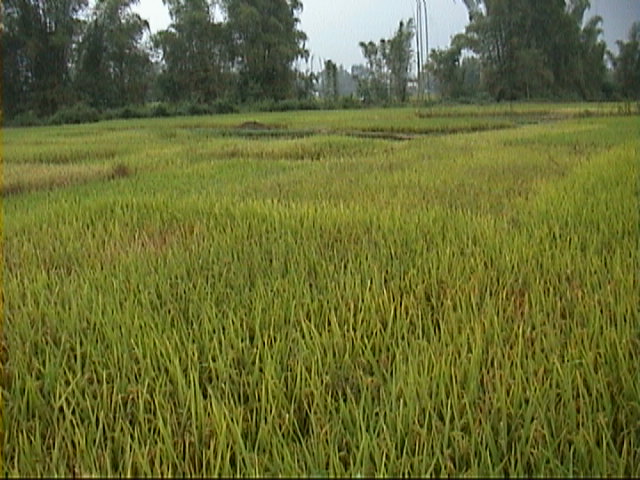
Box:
left=2, top=107, right=639, bottom=476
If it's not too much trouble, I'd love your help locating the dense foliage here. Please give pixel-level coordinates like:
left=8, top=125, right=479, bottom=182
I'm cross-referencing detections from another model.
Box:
left=609, top=22, right=640, bottom=99
left=2, top=0, right=308, bottom=119
left=356, top=19, right=415, bottom=104
left=3, top=0, right=89, bottom=116
left=428, top=1, right=639, bottom=101
left=1, top=0, right=638, bottom=122
left=75, top=0, right=152, bottom=109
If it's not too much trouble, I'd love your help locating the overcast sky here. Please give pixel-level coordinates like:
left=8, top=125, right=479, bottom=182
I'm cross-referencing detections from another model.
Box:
left=134, top=0, right=639, bottom=71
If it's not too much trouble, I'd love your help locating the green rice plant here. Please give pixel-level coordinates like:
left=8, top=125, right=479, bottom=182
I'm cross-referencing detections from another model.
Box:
left=2, top=105, right=639, bottom=476
left=2, top=162, right=132, bottom=196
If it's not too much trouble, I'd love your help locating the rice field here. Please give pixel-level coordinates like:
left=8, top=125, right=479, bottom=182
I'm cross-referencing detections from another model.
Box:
left=2, top=104, right=639, bottom=476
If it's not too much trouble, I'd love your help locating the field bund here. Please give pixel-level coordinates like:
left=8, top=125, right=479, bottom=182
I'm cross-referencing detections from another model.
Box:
left=2, top=105, right=639, bottom=476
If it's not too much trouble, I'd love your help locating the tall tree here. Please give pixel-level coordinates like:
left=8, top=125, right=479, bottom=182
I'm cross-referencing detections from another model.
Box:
left=322, top=59, right=338, bottom=100
left=75, top=0, right=152, bottom=109
left=356, top=40, right=388, bottom=104
left=386, top=19, right=415, bottom=102
left=575, top=15, right=607, bottom=99
left=293, top=54, right=317, bottom=100
left=461, top=0, right=483, bottom=20
left=153, top=0, right=230, bottom=103
left=2, top=0, right=88, bottom=116
left=610, top=22, right=640, bottom=99
left=461, top=0, right=606, bottom=100
left=222, top=0, right=308, bottom=101
left=356, top=19, right=414, bottom=103
left=428, top=34, right=467, bottom=98
left=464, top=0, right=552, bottom=99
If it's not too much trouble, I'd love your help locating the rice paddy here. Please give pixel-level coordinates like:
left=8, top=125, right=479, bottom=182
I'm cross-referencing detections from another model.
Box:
left=2, top=104, right=639, bottom=476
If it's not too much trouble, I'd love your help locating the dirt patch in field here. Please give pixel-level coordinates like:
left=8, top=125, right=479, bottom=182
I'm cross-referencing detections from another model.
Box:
left=237, top=121, right=276, bottom=130
left=345, top=131, right=417, bottom=141
left=109, top=163, right=132, bottom=180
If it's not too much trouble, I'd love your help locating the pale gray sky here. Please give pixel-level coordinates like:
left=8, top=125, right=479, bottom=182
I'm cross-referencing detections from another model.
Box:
left=134, top=0, right=639, bottom=70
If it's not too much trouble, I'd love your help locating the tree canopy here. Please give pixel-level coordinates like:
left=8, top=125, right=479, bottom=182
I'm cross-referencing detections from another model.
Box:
left=356, top=19, right=415, bottom=104
left=429, top=0, right=618, bottom=101
left=223, top=0, right=308, bottom=101
left=610, top=21, right=640, bottom=100
left=75, top=0, right=152, bottom=109
left=152, top=0, right=229, bottom=104
left=3, top=0, right=88, bottom=116
left=2, top=0, right=308, bottom=119
left=1, top=0, right=638, bottom=122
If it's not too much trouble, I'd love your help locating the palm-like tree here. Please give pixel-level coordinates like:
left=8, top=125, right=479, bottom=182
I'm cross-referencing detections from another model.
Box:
left=415, top=0, right=483, bottom=99
left=460, top=0, right=482, bottom=21
left=415, top=0, right=428, bottom=99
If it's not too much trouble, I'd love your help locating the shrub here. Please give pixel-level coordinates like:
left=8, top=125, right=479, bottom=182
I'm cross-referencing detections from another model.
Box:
left=211, top=99, right=239, bottom=114
left=48, top=104, right=100, bottom=125
left=151, top=102, right=173, bottom=117
left=116, top=105, right=149, bottom=119
left=7, top=111, right=43, bottom=127
left=177, top=102, right=212, bottom=116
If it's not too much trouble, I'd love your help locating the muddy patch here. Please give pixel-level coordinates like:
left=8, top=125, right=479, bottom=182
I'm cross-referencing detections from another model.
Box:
left=237, top=121, right=277, bottom=131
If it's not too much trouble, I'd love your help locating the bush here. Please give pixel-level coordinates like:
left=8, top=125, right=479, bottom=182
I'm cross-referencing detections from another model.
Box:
left=115, top=105, right=149, bottom=119
left=151, top=102, right=173, bottom=117
left=177, top=102, right=212, bottom=116
left=100, top=106, right=147, bottom=121
left=338, top=96, right=363, bottom=110
left=48, top=104, right=100, bottom=125
left=281, top=98, right=321, bottom=111
left=250, top=98, right=324, bottom=112
left=252, top=99, right=278, bottom=112
left=8, top=111, right=43, bottom=127
left=211, top=99, right=239, bottom=114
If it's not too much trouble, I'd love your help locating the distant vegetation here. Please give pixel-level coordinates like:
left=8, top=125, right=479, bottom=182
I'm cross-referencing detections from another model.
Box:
left=427, top=2, right=640, bottom=102
left=2, top=1, right=639, bottom=126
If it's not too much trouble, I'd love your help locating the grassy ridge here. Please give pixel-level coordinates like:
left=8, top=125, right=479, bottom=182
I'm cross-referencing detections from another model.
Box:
left=2, top=107, right=639, bottom=476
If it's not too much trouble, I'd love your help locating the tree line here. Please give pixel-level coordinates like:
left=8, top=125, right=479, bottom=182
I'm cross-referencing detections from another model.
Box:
left=2, top=0, right=638, bottom=124
left=2, top=0, right=310, bottom=121
left=428, top=0, right=639, bottom=101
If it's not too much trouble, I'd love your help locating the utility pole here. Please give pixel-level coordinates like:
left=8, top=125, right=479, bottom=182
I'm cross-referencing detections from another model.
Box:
left=415, top=0, right=429, bottom=102
left=422, top=0, right=429, bottom=101
left=415, top=1, right=423, bottom=101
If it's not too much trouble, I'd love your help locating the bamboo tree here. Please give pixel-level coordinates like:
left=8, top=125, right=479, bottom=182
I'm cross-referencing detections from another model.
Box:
left=2, top=0, right=88, bottom=116
left=610, top=22, right=640, bottom=99
left=75, top=0, right=152, bottom=109
left=222, top=0, right=308, bottom=101
left=153, top=0, right=230, bottom=104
